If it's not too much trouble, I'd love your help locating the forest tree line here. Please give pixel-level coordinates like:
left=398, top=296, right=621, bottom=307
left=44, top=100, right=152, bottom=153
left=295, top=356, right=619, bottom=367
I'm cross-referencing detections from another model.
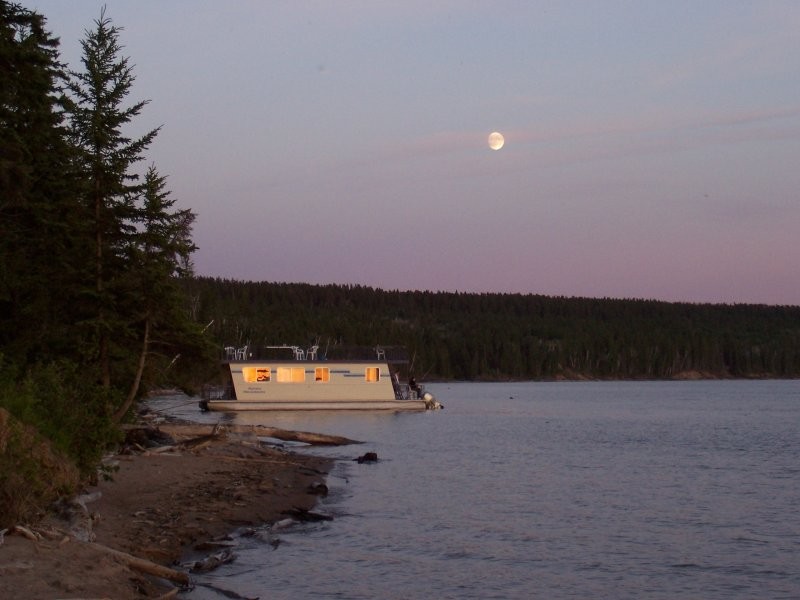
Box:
left=1, top=1, right=210, bottom=512
left=185, top=277, right=800, bottom=381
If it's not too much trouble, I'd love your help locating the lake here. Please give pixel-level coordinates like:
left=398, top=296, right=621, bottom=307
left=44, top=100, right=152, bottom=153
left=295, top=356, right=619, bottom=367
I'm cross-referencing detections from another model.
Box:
left=150, top=380, right=800, bottom=599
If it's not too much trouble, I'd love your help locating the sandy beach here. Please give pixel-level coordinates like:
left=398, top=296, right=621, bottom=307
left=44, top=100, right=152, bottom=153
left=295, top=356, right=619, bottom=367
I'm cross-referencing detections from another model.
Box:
left=0, top=423, right=349, bottom=599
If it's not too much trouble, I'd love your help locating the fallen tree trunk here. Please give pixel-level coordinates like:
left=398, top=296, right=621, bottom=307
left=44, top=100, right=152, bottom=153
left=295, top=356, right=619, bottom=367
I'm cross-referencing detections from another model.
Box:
left=87, top=542, right=190, bottom=585
left=282, top=507, right=333, bottom=522
left=251, top=425, right=359, bottom=446
left=156, top=423, right=360, bottom=446
left=189, top=548, right=236, bottom=573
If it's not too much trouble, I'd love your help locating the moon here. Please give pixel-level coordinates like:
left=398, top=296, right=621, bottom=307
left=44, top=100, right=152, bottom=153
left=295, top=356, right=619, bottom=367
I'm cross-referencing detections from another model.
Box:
left=488, top=131, right=505, bottom=150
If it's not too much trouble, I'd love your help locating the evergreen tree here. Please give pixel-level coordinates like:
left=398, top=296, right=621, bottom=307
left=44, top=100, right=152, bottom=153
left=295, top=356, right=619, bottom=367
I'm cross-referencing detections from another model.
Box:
left=0, top=1, right=84, bottom=363
left=64, top=8, right=159, bottom=394
left=111, top=164, right=200, bottom=420
left=0, top=2, right=120, bottom=484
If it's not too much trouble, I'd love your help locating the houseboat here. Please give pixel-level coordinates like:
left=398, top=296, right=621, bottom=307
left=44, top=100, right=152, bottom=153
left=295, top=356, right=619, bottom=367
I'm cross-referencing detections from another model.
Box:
left=200, top=344, right=441, bottom=411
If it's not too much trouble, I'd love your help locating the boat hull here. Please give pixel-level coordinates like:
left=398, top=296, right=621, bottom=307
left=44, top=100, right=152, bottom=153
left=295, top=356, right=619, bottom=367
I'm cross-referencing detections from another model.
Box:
left=201, top=399, right=430, bottom=411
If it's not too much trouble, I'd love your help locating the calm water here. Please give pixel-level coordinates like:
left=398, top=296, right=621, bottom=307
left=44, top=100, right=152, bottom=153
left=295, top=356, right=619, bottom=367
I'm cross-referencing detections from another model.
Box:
left=150, top=381, right=800, bottom=599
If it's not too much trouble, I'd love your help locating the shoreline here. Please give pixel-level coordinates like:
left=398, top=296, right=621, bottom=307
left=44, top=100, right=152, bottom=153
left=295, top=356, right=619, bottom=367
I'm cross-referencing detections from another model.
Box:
left=0, top=423, right=350, bottom=599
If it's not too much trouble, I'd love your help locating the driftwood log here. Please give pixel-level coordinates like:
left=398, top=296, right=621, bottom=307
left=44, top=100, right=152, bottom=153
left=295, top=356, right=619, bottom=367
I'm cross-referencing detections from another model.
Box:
left=189, top=548, right=236, bottom=573
left=282, top=507, right=333, bottom=522
left=250, top=425, right=359, bottom=446
left=86, top=542, right=190, bottom=585
left=149, top=423, right=360, bottom=446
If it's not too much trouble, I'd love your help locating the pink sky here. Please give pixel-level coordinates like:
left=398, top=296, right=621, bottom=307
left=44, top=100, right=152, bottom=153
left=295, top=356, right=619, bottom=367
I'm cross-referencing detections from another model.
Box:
left=30, top=0, right=800, bottom=305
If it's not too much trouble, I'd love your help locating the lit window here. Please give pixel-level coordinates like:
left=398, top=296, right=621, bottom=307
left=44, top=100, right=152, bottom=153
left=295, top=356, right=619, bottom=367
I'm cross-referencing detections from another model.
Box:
left=315, top=367, right=330, bottom=382
left=277, top=367, right=306, bottom=382
left=365, top=367, right=380, bottom=382
left=243, top=367, right=270, bottom=383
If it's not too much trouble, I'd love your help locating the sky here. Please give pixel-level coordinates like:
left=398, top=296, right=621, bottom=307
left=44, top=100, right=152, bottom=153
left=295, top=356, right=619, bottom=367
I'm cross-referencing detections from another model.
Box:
left=24, top=1, right=800, bottom=305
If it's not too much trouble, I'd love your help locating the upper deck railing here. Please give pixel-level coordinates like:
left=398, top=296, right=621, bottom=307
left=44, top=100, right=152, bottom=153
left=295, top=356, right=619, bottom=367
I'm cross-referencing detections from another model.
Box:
left=220, top=344, right=410, bottom=363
